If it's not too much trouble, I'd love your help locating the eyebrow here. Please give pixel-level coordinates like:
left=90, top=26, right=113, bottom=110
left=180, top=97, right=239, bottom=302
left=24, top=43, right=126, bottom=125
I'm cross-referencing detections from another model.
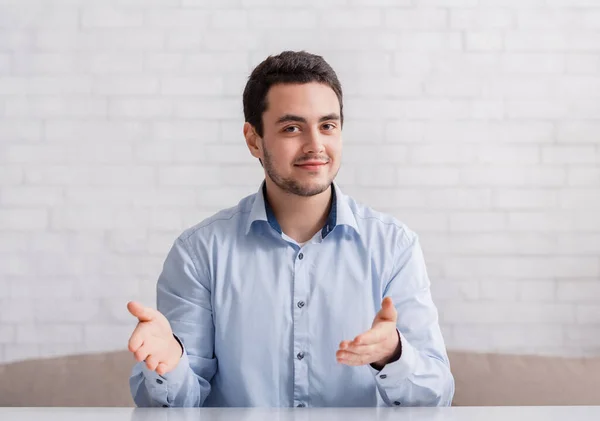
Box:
left=275, top=113, right=341, bottom=125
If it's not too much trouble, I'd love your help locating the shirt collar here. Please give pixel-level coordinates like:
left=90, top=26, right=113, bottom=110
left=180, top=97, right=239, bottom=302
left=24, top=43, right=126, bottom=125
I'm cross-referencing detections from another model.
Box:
left=245, top=180, right=360, bottom=237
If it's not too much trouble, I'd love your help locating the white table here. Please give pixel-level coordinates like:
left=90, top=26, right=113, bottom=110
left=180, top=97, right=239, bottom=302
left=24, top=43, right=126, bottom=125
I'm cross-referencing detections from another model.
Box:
left=2, top=407, right=600, bottom=421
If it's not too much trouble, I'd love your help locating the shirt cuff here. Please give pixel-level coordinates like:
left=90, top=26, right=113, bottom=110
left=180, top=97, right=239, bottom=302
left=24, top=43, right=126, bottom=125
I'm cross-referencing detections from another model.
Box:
left=141, top=334, right=190, bottom=386
left=369, top=329, right=417, bottom=386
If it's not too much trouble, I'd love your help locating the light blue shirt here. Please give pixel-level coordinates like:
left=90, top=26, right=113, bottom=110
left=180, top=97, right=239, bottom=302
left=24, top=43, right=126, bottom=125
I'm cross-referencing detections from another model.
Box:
left=129, top=181, right=454, bottom=407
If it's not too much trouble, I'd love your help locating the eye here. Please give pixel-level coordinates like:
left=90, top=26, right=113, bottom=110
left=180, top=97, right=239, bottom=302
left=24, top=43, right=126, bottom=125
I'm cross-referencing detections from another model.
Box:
left=322, top=123, right=336, bottom=131
left=283, top=126, right=300, bottom=133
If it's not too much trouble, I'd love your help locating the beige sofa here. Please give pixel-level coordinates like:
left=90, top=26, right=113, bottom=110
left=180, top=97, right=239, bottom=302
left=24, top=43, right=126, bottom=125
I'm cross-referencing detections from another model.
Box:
left=1, top=350, right=599, bottom=407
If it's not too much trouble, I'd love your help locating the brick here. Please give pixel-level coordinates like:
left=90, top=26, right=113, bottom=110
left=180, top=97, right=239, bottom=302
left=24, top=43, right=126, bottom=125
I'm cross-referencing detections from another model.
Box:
left=93, top=76, right=159, bottom=95
left=466, top=32, right=504, bottom=51
left=11, top=53, right=76, bottom=74
left=397, top=32, right=462, bottom=51
left=427, top=188, right=492, bottom=210
left=0, top=30, right=33, bottom=50
left=0, top=187, right=63, bottom=206
left=576, top=305, right=600, bottom=324
left=0, top=209, right=48, bottom=230
left=450, top=9, right=514, bottom=29
left=478, top=146, right=540, bottom=164
left=502, top=53, right=565, bottom=73
left=461, top=166, right=566, bottom=187
left=395, top=211, right=448, bottom=232
left=45, top=120, right=149, bottom=143
left=385, top=9, right=447, bottom=30
left=153, top=121, right=219, bottom=141
left=558, top=281, right=600, bottom=303
left=431, top=280, right=479, bottom=302
left=567, top=54, right=600, bottom=73
left=318, top=9, right=380, bottom=29
left=249, top=10, right=317, bottom=29
left=16, top=324, right=83, bottom=344
left=0, top=121, right=43, bottom=141
left=424, top=76, right=482, bottom=97
left=506, top=100, right=568, bottom=119
left=450, top=212, right=506, bottom=232
left=0, top=8, right=78, bottom=29
left=81, top=8, right=144, bottom=28
left=144, top=9, right=210, bottom=27
left=559, top=189, right=600, bottom=210
left=442, top=302, right=574, bottom=324
left=557, top=122, right=600, bottom=143
left=542, top=146, right=597, bottom=164
left=508, top=211, right=574, bottom=232
left=0, top=299, right=35, bottom=322
left=384, top=121, right=423, bottom=143
left=410, top=144, right=476, bottom=164
left=342, top=145, right=408, bottom=164
left=396, top=167, right=460, bottom=186
left=326, top=52, right=392, bottom=74
left=6, top=97, right=107, bottom=118
left=210, top=10, right=247, bottom=29
left=161, top=77, right=225, bottom=95
left=173, top=99, right=242, bottom=119
left=159, top=166, right=221, bottom=186
left=0, top=325, right=15, bottom=344
left=505, top=31, right=568, bottom=51
left=518, top=280, right=556, bottom=302
left=393, top=52, right=432, bottom=74
left=109, top=98, right=172, bottom=119
left=491, top=325, right=564, bottom=349
left=82, top=52, right=144, bottom=73
left=344, top=76, right=422, bottom=97
left=0, top=166, right=23, bottom=185
left=567, top=168, right=600, bottom=186
left=0, top=76, right=91, bottom=95
left=355, top=165, right=395, bottom=187
left=84, top=324, right=134, bottom=348
left=3, top=345, right=40, bottom=362
left=493, top=189, right=557, bottom=209
left=183, top=53, right=251, bottom=73
left=516, top=10, right=582, bottom=29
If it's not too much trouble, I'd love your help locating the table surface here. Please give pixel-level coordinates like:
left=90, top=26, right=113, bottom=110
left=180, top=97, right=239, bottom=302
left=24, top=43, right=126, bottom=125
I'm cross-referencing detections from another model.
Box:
left=2, top=407, right=600, bottom=421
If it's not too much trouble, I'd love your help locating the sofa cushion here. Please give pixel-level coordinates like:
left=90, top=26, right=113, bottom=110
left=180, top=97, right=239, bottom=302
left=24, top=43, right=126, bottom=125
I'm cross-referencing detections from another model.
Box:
left=1, top=349, right=599, bottom=406
left=449, top=350, right=600, bottom=406
left=0, top=350, right=134, bottom=407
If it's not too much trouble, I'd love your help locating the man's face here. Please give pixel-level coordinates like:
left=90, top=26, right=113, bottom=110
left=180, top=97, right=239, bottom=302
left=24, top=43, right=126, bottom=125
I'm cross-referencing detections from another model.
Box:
left=249, top=82, right=342, bottom=197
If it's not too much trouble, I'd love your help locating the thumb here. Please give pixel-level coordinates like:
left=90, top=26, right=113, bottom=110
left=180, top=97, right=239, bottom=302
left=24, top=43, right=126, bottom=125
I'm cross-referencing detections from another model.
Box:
left=376, top=297, right=397, bottom=322
left=127, top=301, right=154, bottom=323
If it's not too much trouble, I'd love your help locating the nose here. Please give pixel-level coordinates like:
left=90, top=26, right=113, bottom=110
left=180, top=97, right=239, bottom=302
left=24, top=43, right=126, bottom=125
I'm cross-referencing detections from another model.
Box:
left=303, top=127, right=325, bottom=154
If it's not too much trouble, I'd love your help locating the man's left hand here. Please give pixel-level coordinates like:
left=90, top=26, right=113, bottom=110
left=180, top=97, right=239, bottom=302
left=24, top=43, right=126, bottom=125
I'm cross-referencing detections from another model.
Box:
left=336, top=296, right=401, bottom=368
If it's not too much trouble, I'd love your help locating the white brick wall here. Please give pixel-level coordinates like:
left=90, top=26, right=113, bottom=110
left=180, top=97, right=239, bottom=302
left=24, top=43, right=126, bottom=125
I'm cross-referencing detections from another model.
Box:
left=0, top=0, right=599, bottom=363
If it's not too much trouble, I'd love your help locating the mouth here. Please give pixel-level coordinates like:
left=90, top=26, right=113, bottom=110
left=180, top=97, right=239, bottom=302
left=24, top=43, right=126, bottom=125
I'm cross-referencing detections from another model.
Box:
left=295, top=162, right=328, bottom=171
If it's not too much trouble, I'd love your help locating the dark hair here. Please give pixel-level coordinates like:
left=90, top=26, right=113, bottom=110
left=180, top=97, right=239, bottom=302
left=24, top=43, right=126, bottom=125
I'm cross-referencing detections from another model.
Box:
left=243, top=50, right=344, bottom=138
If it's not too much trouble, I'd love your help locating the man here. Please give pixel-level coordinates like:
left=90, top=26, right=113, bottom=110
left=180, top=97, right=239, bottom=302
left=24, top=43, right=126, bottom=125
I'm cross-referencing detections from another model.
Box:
left=127, top=51, right=454, bottom=407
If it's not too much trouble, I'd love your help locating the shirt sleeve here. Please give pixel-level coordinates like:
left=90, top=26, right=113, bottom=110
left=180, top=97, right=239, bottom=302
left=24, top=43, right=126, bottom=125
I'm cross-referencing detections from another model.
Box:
left=369, top=229, right=455, bottom=407
left=129, top=235, right=217, bottom=407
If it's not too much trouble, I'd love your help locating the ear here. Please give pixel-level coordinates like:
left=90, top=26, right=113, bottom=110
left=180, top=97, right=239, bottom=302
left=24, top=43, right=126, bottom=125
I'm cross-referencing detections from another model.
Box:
left=243, top=122, right=262, bottom=160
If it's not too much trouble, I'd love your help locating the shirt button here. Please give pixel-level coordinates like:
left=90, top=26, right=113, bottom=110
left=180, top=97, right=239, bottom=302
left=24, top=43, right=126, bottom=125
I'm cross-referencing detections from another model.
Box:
left=297, top=301, right=305, bottom=308
left=297, top=403, right=305, bottom=407
left=298, top=253, right=304, bottom=260
left=297, top=352, right=305, bottom=360
left=394, top=401, right=401, bottom=406
left=162, top=404, right=169, bottom=407
left=156, top=379, right=163, bottom=384
left=380, top=374, right=387, bottom=379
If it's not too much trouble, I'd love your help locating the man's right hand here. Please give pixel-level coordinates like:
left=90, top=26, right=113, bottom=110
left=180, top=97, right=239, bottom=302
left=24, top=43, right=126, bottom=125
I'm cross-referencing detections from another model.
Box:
left=127, top=301, right=183, bottom=376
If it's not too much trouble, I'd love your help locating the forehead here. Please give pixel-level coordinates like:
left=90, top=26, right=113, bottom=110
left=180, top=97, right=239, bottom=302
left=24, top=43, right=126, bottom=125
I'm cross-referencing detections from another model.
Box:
left=264, top=82, right=340, bottom=120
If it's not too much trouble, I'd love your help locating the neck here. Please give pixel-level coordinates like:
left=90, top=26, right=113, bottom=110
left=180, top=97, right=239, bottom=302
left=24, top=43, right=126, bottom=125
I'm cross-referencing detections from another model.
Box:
left=264, top=178, right=333, bottom=244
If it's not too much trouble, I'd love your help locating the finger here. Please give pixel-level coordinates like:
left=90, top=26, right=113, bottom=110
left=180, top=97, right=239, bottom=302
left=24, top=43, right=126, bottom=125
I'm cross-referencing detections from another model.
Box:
left=336, top=349, right=377, bottom=366
left=134, top=344, right=150, bottom=363
left=341, top=342, right=379, bottom=355
left=376, top=296, right=397, bottom=322
left=156, top=362, right=169, bottom=377
left=128, top=327, right=145, bottom=353
left=353, top=325, right=389, bottom=346
left=127, top=301, right=154, bottom=323
left=145, top=354, right=159, bottom=372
